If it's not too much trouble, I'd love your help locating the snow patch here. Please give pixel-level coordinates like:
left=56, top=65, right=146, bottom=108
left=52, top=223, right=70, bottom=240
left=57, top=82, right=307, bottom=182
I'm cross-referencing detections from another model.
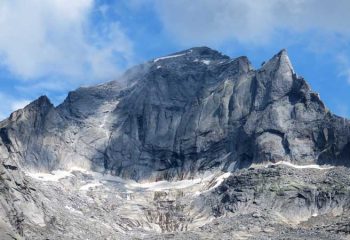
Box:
left=207, top=172, right=231, bottom=191
left=128, top=178, right=202, bottom=191
left=154, top=53, right=186, bottom=63
left=201, top=60, right=211, bottom=65
left=156, top=65, right=161, bottom=69
left=195, top=172, right=232, bottom=196
left=268, top=161, right=333, bottom=170
left=26, top=167, right=231, bottom=196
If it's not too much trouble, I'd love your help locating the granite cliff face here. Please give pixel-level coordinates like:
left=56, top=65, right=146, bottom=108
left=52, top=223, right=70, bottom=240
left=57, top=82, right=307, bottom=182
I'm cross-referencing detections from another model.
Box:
left=0, top=47, right=350, bottom=239
left=1, top=47, right=349, bottom=180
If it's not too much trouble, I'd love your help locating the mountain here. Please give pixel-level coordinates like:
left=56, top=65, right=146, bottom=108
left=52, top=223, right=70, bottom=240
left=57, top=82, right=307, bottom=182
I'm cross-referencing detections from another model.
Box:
left=0, top=47, right=349, bottom=239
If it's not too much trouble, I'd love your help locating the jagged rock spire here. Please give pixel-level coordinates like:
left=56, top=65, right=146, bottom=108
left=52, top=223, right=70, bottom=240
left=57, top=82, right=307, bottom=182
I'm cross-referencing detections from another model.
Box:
left=262, top=49, right=294, bottom=73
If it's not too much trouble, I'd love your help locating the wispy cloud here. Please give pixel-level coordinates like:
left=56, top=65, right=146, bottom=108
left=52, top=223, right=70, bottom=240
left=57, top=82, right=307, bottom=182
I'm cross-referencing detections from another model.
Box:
left=337, top=54, right=350, bottom=84
left=10, top=100, right=31, bottom=112
left=0, top=92, right=31, bottom=120
left=153, top=0, right=350, bottom=46
left=0, top=0, right=133, bottom=86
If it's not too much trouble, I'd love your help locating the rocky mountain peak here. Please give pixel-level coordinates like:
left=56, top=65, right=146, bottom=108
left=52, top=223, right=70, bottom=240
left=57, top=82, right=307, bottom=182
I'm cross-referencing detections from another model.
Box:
left=0, top=95, right=53, bottom=127
left=152, top=46, right=229, bottom=65
left=0, top=47, right=350, bottom=239
left=0, top=47, right=349, bottom=180
left=186, top=46, right=230, bottom=59
left=27, top=95, right=53, bottom=111
left=262, top=48, right=294, bottom=74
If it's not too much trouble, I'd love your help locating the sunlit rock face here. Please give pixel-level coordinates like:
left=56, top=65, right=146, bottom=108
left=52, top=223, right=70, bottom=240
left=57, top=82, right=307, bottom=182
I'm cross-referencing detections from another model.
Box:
left=0, top=47, right=350, bottom=239
left=0, top=47, right=349, bottom=181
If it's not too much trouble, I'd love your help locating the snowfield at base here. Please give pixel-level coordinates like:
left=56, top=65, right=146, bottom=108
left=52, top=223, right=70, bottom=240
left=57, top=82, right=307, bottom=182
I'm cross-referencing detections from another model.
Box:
left=25, top=160, right=332, bottom=189
left=25, top=167, right=234, bottom=195
left=268, top=161, right=334, bottom=170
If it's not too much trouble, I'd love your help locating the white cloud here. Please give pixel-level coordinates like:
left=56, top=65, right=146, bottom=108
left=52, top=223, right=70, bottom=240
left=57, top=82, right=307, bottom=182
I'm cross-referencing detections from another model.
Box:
left=0, top=92, right=31, bottom=120
left=10, top=100, right=31, bottom=112
left=154, top=0, right=350, bottom=46
left=0, top=0, right=133, bottom=87
left=337, top=54, right=350, bottom=84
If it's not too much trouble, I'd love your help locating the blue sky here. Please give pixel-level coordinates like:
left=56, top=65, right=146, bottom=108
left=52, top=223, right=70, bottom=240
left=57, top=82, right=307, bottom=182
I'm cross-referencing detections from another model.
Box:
left=0, top=0, right=349, bottom=119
